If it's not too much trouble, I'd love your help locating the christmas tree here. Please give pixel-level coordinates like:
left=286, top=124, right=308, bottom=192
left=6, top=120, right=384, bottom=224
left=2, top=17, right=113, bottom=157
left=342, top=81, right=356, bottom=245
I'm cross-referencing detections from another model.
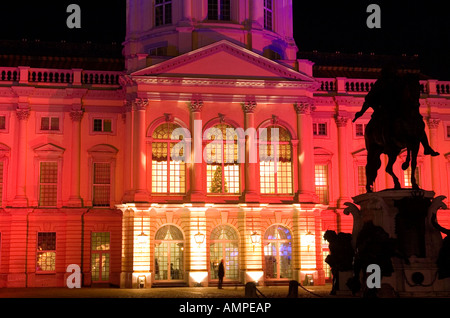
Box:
left=210, top=166, right=228, bottom=193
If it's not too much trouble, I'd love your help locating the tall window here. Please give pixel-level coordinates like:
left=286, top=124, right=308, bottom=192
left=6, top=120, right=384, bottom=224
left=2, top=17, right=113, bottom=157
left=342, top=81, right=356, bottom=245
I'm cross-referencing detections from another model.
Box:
left=91, top=232, right=110, bottom=282
left=357, top=165, right=367, bottom=195
left=155, top=0, right=172, bottom=26
left=0, top=116, right=5, bottom=130
left=315, top=164, right=329, bottom=204
left=208, top=0, right=230, bottom=21
left=0, top=161, right=3, bottom=206
left=264, top=225, right=292, bottom=279
left=210, top=225, right=239, bottom=280
left=154, top=225, right=184, bottom=281
left=39, top=162, right=58, bottom=207
left=93, top=163, right=111, bottom=207
left=404, top=166, right=421, bottom=188
left=206, top=123, right=240, bottom=194
left=259, top=126, right=293, bottom=194
left=264, top=0, right=273, bottom=30
left=152, top=123, right=186, bottom=194
left=37, top=232, right=56, bottom=272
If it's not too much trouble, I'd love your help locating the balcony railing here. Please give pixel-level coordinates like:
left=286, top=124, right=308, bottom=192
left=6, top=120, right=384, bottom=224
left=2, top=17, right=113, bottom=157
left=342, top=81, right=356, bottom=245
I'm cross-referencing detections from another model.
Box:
left=0, top=67, right=122, bottom=87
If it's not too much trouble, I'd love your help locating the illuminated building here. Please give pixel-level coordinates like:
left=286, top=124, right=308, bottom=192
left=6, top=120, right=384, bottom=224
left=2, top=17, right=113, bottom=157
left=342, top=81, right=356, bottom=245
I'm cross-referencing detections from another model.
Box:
left=0, top=0, right=449, bottom=288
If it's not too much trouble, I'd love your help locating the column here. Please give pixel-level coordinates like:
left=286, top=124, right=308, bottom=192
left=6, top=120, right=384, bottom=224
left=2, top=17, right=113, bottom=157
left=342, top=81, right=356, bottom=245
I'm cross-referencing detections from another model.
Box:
left=242, top=100, right=259, bottom=202
left=189, top=98, right=205, bottom=202
left=132, top=98, right=150, bottom=202
left=250, top=0, right=263, bottom=29
left=335, top=114, right=351, bottom=207
left=294, top=102, right=317, bottom=203
left=12, top=107, right=30, bottom=207
left=67, top=109, right=84, bottom=207
left=122, top=101, right=134, bottom=202
left=188, top=208, right=208, bottom=286
left=428, top=118, right=441, bottom=191
left=182, top=0, right=192, bottom=22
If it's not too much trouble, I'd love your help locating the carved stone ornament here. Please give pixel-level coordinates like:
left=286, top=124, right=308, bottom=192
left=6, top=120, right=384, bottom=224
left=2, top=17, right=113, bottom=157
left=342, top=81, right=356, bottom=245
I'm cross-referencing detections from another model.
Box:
left=134, top=98, right=149, bottom=111
left=428, top=118, right=441, bottom=129
left=242, top=100, right=257, bottom=113
left=69, top=110, right=84, bottom=122
left=16, top=108, right=31, bottom=121
left=334, top=115, right=349, bottom=128
left=189, top=98, right=203, bottom=112
left=294, top=102, right=314, bottom=115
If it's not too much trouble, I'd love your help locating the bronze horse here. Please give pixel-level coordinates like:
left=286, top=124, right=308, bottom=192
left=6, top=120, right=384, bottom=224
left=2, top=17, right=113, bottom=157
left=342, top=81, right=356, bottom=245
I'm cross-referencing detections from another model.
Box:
left=363, top=74, right=425, bottom=193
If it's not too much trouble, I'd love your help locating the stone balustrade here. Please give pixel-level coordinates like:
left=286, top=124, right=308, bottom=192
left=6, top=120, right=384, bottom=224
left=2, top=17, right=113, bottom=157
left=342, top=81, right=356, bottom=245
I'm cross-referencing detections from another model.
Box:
left=0, top=67, right=122, bottom=87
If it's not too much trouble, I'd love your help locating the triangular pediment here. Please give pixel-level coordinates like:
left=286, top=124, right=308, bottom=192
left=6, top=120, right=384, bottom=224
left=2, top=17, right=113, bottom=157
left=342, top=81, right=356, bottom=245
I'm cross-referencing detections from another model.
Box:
left=132, top=40, right=314, bottom=82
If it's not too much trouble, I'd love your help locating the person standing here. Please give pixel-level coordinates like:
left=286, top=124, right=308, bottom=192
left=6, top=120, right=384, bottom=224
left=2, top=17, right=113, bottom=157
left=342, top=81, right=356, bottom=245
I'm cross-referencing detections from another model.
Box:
left=218, top=259, right=225, bottom=289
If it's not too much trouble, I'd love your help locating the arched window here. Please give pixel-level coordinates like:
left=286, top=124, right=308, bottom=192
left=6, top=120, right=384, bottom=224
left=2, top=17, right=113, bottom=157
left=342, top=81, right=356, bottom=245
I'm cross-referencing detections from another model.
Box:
left=152, top=123, right=186, bottom=194
left=264, top=225, right=292, bottom=279
left=259, top=125, right=293, bottom=194
left=209, top=225, right=239, bottom=280
left=205, top=123, right=240, bottom=194
left=154, top=225, right=184, bottom=281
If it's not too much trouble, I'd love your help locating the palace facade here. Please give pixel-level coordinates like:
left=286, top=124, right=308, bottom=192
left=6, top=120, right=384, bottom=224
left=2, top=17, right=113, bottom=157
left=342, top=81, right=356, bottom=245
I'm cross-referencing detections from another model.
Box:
left=0, top=0, right=450, bottom=288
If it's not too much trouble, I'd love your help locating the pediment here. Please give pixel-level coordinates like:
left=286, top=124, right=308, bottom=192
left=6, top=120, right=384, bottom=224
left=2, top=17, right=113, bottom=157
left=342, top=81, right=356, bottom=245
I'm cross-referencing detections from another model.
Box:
left=132, top=40, right=314, bottom=82
left=34, top=143, right=65, bottom=158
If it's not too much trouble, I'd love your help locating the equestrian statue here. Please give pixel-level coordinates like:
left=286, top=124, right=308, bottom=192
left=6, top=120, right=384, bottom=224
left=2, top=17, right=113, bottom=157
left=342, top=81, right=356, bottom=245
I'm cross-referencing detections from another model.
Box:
left=353, top=64, right=439, bottom=193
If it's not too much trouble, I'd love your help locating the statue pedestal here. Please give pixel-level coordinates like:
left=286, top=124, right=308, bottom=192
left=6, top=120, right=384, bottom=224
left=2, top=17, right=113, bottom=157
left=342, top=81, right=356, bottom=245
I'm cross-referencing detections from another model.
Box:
left=344, top=189, right=450, bottom=297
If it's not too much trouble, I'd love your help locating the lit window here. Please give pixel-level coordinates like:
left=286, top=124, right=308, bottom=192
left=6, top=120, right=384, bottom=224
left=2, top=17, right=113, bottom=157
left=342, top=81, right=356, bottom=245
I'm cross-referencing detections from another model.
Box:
left=93, top=118, right=112, bottom=133
left=403, top=166, right=421, bottom=188
left=208, top=0, right=230, bottom=21
left=315, top=164, right=329, bottom=204
left=0, top=116, right=5, bottom=130
left=0, top=161, right=3, bottom=206
left=206, top=124, right=240, bottom=194
left=357, top=165, right=367, bottom=194
left=313, top=122, right=328, bottom=136
left=93, top=163, right=111, bottom=207
left=210, top=225, right=239, bottom=280
left=152, top=123, right=186, bottom=194
left=37, top=232, right=56, bottom=272
left=259, top=126, right=293, bottom=194
left=40, top=117, right=60, bottom=131
left=155, top=0, right=172, bottom=26
left=264, top=0, right=273, bottom=31
left=39, top=162, right=58, bottom=207
left=91, top=232, right=110, bottom=282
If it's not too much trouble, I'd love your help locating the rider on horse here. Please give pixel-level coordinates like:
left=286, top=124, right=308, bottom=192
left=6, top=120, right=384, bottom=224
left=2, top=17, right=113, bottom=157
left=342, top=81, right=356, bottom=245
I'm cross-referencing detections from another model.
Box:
left=353, top=64, right=439, bottom=157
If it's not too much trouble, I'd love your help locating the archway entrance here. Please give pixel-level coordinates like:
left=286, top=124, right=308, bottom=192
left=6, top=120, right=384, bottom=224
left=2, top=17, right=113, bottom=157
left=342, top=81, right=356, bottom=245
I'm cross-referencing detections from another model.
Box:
left=209, top=225, right=239, bottom=281
left=264, top=225, right=292, bottom=280
left=154, top=225, right=184, bottom=281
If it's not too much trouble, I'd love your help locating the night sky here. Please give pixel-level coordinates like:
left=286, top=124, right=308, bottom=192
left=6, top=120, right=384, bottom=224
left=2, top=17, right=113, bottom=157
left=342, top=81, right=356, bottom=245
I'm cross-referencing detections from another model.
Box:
left=0, top=0, right=449, bottom=79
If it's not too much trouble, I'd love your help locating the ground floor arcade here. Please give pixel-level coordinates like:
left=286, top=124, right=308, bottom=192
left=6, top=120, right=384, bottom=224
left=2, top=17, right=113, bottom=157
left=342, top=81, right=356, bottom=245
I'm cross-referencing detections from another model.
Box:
left=0, top=204, right=350, bottom=288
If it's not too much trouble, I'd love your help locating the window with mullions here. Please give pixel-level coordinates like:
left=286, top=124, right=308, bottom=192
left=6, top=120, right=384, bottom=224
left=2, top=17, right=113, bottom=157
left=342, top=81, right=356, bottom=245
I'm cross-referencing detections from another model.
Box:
left=205, top=123, right=240, bottom=194
left=357, top=165, right=367, bottom=195
left=403, top=166, right=421, bottom=188
left=0, top=116, right=6, bottom=130
left=155, top=0, right=172, bottom=26
left=152, top=123, right=186, bottom=194
left=315, top=164, right=329, bottom=204
left=41, top=117, right=60, bottom=131
left=313, top=122, right=328, bottom=137
left=37, top=232, right=56, bottom=272
left=259, top=126, right=293, bottom=194
left=93, top=118, right=112, bottom=133
left=208, top=0, right=230, bottom=21
left=210, top=225, right=239, bottom=280
left=39, top=162, right=58, bottom=207
left=91, top=232, right=110, bottom=282
left=264, top=0, right=273, bottom=30
left=93, top=163, right=111, bottom=207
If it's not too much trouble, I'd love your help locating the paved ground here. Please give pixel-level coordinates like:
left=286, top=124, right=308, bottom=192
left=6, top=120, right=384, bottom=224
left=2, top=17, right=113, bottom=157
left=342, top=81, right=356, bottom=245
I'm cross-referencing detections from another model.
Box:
left=0, top=284, right=332, bottom=298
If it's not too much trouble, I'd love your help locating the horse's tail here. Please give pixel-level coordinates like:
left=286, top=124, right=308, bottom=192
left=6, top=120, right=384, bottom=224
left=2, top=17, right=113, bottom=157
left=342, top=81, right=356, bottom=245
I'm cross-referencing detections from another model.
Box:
left=402, top=149, right=411, bottom=170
